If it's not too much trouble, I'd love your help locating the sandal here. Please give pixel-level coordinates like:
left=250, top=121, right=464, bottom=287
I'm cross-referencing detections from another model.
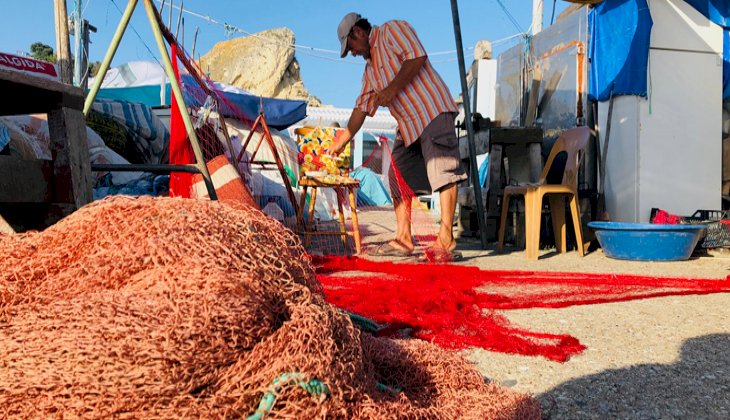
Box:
left=370, top=240, right=414, bottom=257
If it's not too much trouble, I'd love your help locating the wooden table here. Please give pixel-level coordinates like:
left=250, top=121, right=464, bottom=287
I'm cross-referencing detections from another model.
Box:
left=0, top=68, right=92, bottom=229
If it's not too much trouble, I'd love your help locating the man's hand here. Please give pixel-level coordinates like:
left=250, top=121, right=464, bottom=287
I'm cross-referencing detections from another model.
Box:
left=326, top=129, right=349, bottom=156
left=374, top=86, right=397, bottom=107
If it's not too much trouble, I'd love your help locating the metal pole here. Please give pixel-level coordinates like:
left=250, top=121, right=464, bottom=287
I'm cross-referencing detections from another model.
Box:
left=83, top=0, right=138, bottom=115
left=91, top=163, right=201, bottom=173
left=73, top=0, right=83, bottom=86
left=142, top=0, right=217, bottom=200
left=450, top=0, right=488, bottom=249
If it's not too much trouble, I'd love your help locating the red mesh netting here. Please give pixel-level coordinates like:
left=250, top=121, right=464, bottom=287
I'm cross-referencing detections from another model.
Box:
left=0, top=196, right=539, bottom=418
left=314, top=256, right=730, bottom=362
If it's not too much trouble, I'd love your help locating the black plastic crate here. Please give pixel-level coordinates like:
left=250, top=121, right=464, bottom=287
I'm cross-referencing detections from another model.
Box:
left=682, top=210, right=730, bottom=223
left=651, top=208, right=730, bottom=249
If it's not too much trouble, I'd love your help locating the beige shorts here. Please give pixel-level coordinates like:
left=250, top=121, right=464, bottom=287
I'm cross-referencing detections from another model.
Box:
left=389, top=113, right=467, bottom=197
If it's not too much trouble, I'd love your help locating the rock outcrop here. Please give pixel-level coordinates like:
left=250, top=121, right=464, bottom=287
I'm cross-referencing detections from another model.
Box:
left=199, top=28, right=322, bottom=106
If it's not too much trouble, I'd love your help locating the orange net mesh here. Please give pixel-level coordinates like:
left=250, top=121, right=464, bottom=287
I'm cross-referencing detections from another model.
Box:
left=0, top=196, right=539, bottom=418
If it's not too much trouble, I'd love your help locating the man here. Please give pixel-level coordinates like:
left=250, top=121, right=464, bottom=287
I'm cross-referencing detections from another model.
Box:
left=327, top=12, right=467, bottom=261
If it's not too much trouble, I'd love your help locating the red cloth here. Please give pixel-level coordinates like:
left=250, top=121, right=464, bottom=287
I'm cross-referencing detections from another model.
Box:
left=168, top=44, right=194, bottom=198
left=652, top=209, right=682, bottom=224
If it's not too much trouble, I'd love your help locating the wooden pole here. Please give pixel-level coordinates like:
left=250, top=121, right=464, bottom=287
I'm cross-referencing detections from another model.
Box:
left=54, top=0, right=73, bottom=84
left=532, top=0, right=543, bottom=34
left=176, top=1, right=183, bottom=39
left=191, top=26, right=199, bottom=58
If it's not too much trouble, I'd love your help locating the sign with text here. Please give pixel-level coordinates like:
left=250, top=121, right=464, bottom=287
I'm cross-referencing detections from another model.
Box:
left=0, top=52, right=59, bottom=81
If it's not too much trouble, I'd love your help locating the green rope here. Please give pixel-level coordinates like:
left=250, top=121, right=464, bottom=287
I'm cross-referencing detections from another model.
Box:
left=346, top=311, right=382, bottom=333
left=376, top=382, right=402, bottom=394
left=247, top=372, right=329, bottom=420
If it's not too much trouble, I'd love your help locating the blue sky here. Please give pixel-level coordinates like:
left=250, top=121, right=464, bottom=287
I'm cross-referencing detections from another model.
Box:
left=0, top=0, right=569, bottom=108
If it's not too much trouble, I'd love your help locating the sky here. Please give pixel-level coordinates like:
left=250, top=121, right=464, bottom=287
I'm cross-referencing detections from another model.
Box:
left=0, top=0, right=570, bottom=108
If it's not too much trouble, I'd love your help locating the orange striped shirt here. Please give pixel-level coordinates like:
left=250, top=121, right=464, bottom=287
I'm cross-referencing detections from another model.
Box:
left=355, top=20, right=457, bottom=147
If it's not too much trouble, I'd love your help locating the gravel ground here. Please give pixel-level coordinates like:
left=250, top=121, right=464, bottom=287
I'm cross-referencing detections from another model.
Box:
left=466, top=294, right=730, bottom=419
left=353, top=209, right=730, bottom=418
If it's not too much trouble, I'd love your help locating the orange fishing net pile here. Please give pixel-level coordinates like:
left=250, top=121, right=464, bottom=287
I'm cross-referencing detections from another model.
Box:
left=0, top=196, right=539, bottom=418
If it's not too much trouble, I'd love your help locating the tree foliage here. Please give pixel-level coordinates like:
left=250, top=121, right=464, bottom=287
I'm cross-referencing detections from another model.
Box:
left=30, top=42, right=57, bottom=63
left=88, top=61, right=102, bottom=77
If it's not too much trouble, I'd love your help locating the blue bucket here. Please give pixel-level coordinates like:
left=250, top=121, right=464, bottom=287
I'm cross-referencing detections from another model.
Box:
left=588, top=222, right=707, bottom=261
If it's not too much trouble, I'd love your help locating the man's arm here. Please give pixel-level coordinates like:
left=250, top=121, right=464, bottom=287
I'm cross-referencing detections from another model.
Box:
left=328, top=107, right=367, bottom=155
left=375, top=56, right=427, bottom=107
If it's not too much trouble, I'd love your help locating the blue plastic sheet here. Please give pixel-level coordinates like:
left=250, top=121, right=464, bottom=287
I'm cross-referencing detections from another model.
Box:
left=588, top=0, right=653, bottom=101
left=684, top=0, right=730, bottom=99
left=96, top=75, right=307, bottom=130
left=181, top=75, right=307, bottom=130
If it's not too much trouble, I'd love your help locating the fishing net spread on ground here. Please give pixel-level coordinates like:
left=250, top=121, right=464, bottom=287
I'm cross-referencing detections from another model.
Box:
left=315, top=256, right=730, bottom=362
left=0, top=196, right=539, bottom=419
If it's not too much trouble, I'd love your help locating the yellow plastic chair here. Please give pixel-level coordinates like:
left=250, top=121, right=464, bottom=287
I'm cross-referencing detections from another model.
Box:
left=294, top=126, right=361, bottom=254
left=497, top=126, right=590, bottom=260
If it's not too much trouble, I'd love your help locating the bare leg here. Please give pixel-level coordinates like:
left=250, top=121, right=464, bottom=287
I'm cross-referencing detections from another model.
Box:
left=392, top=195, right=414, bottom=251
left=437, top=182, right=457, bottom=249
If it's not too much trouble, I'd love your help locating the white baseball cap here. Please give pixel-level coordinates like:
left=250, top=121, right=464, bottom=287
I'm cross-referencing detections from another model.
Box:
left=337, top=12, right=362, bottom=58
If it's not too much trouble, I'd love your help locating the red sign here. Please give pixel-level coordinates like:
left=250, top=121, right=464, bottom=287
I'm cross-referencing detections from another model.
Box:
left=0, top=52, right=59, bottom=81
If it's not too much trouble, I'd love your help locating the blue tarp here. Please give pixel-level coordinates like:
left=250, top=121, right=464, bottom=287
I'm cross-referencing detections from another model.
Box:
left=95, top=74, right=307, bottom=130
left=684, top=0, right=730, bottom=99
left=588, top=0, right=653, bottom=101
left=352, top=167, right=392, bottom=206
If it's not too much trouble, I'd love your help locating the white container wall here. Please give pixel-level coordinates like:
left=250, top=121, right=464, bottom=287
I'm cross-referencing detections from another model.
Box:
left=598, top=0, right=723, bottom=222
left=471, top=59, right=498, bottom=120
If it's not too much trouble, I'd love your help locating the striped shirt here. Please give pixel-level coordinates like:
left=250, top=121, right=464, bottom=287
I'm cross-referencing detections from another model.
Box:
left=355, top=20, right=458, bottom=147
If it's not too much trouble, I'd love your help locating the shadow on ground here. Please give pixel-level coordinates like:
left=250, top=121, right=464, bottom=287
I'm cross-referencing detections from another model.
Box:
left=539, top=334, right=730, bottom=419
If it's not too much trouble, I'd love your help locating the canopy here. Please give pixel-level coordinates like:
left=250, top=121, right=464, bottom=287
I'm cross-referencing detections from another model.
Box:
left=92, top=61, right=307, bottom=130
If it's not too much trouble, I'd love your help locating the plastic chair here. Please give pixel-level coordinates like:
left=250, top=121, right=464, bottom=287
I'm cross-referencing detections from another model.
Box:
left=497, top=126, right=590, bottom=260
left=294, top=126, right=361, bottom=254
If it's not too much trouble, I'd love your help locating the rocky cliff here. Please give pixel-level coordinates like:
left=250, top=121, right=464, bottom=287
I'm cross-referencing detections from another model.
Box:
left=199, top=28, right=322, bottom=106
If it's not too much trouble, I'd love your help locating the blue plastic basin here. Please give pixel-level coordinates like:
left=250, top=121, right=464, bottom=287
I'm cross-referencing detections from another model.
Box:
left=588, top=222, right=707, bottom=261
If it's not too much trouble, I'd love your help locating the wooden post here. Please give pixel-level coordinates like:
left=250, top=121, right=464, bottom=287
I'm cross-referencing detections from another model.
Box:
left=48, top=107, right=93, bottom=208
left=54, top=0, right=73, bottom=84
left=532, top=0, right=543, bottom=34
left=192, top=26, right=199, bottom=58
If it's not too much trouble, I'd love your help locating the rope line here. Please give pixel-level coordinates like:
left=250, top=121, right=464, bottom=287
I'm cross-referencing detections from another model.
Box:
left=247, top=373, right=330, bottom=420
left=149, top=0, right=528, bottom=63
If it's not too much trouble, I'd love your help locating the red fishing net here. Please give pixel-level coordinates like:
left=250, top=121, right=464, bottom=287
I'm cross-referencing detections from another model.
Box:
left=315, top=256, right=730, bottom=362
left=0, top=196, right=539, bottom=418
